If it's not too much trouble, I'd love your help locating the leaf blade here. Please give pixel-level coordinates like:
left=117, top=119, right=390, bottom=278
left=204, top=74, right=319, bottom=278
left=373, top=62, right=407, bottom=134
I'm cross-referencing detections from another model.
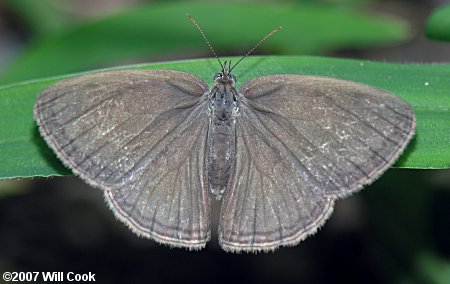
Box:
left=0, top=56, right=448, bottom=179
left=426, top=3, right=450, bottom=42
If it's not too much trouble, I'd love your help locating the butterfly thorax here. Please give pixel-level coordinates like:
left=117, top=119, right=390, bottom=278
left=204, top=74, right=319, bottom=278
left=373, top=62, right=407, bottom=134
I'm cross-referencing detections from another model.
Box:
left=207, top=74, right=238, bottom=199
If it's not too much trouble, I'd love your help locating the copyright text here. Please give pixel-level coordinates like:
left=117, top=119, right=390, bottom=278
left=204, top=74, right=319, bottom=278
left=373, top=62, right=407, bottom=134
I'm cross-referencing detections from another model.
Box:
left=3, top=271, right=96, bottom=282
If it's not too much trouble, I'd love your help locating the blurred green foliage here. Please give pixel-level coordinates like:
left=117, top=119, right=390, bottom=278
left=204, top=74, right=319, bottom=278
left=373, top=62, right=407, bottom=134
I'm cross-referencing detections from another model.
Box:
left=0, top=2, right=410, bottom=84
left=365, top=169, right=449, bottom=284
left=417, top=253, right=450, bottom=284
left=426, top=3, right=450, bottom=42
left=5, top=0, right=76, bottom=37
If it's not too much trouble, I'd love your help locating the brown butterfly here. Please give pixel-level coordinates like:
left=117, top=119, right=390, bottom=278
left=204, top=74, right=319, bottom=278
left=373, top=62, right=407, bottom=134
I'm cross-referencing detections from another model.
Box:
left=34, top=15, right=415, bottom=252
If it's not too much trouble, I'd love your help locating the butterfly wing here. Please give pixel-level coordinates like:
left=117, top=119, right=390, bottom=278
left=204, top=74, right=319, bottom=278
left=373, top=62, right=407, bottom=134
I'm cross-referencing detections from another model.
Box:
left=219, top=75, right=415, bottom=252
left=35, top=70, right=211, bottom=249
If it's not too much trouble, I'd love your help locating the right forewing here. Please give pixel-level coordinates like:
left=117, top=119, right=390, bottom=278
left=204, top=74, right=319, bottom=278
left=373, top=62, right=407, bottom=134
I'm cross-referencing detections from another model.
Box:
left=219, top=75, right=414, bottom=252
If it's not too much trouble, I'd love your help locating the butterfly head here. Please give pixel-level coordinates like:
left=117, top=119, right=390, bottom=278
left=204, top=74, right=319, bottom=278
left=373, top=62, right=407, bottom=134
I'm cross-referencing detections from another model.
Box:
left=214, top=61, right=236, bottom=85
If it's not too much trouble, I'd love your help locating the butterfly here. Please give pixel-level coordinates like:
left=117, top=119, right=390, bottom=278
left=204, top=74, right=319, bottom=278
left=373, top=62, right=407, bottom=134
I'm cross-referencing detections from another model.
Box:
left=34, top=15, right=415, bottom=252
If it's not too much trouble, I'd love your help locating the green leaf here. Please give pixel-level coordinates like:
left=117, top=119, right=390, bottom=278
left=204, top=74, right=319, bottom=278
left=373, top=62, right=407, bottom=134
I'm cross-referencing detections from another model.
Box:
left=0, top=56, right=448, bottom=180
left=0, top=2, right=410, bottom=84
left=426, top=3, right=450, bottom=42
left=416, top=253, right=450, bottom=284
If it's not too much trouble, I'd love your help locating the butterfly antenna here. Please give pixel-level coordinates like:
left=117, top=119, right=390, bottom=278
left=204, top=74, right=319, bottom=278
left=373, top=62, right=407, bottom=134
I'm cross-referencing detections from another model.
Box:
left=187, top=14, right=224, bottom=70
left=230, top=26, right=282, bottom=72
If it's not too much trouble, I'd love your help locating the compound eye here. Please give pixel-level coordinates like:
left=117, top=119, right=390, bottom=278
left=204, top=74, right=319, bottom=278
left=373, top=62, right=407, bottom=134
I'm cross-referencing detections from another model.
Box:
left=231, top=74, right=237, bottom=83
left=213, top=73, right=221, bottom=81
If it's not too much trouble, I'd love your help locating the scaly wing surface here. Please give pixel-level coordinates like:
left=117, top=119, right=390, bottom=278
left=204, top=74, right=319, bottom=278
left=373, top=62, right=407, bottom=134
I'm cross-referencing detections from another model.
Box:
left=219, top=75, right=415, bottom=252
left=35, top=70, right=211, bottom=249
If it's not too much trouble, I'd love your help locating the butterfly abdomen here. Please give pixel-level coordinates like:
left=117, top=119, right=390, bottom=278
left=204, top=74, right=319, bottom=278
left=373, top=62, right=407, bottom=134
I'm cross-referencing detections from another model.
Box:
left=207, top=84, right=237, bottom=199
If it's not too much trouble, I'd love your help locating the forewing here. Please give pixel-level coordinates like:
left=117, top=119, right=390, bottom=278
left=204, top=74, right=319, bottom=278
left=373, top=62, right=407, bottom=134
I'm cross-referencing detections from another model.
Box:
left=219, top=75, right=415, bottom=252
left=34, top=70, right=211, bottom=249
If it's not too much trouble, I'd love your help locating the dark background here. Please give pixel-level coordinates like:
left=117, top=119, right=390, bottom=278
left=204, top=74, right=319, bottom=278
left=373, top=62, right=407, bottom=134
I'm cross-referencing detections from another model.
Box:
left=0, top=1, right=449, bottom=283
